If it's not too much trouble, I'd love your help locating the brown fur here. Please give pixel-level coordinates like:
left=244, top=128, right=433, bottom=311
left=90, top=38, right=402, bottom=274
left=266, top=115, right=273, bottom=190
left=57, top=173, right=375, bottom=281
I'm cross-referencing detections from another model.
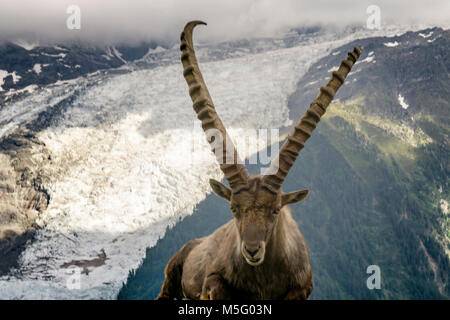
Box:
left=157, top=238, right=201, bottom=299
left=158, top=177, right=313, bottom=300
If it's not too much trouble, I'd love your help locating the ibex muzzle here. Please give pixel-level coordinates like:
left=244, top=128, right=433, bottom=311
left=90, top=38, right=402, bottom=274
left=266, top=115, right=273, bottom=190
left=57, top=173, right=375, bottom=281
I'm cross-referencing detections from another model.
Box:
left=241, top=223, right=265, bottom=266
left=158, top=21, right=362, bottom=300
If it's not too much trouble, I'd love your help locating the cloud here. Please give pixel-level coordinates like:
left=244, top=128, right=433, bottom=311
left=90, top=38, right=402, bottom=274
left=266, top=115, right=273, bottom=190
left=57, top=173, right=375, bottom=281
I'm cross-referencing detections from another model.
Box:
left=0, top=0, right=448, bottom=45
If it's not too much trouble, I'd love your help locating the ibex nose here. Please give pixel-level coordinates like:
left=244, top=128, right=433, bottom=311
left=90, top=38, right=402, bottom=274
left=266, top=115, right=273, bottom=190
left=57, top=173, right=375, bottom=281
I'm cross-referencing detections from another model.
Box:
left=244, top=244, right=260, bottom=257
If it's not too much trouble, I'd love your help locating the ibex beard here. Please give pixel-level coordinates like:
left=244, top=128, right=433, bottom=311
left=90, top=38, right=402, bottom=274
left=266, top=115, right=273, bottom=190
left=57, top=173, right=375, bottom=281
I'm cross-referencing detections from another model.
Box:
left=157, top=21, right=362, bottom=300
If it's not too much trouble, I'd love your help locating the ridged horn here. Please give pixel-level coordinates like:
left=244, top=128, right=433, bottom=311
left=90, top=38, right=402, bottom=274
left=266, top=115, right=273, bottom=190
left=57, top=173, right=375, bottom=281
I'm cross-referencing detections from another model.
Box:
left=180, top=21, right=249, bottom=190
left=263, top=46, right=363, bottom=193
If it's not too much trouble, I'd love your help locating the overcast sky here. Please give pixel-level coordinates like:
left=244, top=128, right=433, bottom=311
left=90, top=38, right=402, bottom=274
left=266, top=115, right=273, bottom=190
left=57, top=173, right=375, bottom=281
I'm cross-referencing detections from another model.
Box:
left=0, top=0, right=448, bottom=45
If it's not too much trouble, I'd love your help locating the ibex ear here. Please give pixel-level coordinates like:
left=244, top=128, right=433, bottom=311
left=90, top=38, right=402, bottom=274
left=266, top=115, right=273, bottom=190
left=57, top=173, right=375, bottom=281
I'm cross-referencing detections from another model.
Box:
left=281, top=189, right=309, bottom=206
left=209, top=179, right=231, bottom=201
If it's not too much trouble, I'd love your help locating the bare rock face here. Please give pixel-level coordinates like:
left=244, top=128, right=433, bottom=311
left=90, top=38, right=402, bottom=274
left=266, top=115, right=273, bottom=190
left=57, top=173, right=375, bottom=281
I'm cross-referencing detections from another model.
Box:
left=0, top=129, right=50, bottom=274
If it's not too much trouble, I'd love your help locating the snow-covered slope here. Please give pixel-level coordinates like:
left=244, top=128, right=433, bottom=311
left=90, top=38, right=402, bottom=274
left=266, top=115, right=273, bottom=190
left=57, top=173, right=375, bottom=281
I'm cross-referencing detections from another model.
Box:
left=0, top=24, right=440, bottom=299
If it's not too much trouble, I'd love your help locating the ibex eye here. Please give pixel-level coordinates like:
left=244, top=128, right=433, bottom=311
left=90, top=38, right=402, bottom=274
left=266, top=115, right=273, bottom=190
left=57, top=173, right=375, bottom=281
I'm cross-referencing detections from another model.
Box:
left=272, top=207, right=281, bottom=215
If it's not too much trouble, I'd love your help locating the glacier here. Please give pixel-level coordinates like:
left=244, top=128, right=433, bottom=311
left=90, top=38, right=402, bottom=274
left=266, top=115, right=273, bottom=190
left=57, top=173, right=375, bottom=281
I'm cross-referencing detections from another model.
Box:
left=0, top=24, right=436, bottom=299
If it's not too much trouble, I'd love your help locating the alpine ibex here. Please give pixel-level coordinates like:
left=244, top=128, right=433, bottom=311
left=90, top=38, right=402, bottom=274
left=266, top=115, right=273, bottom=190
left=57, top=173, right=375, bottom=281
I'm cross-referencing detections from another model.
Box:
left=157, top=21, right=362, bottom=300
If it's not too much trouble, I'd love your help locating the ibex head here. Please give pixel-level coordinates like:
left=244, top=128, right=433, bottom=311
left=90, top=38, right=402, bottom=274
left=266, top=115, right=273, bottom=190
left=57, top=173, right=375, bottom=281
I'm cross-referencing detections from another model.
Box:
left=180, top=21, right=362, bottom=266
left=210, top=176, right=308, bottom=266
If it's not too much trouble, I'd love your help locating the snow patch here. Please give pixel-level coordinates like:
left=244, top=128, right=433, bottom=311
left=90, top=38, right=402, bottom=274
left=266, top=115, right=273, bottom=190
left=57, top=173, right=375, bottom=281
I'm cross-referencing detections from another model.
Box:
left=41, top=52, right=67, bottom=58
left=146, top=46, right=166, bottom=55
left=304, top=80, right=318, bottom=87
left=12, top=39, right=39, bottom=51
left=398, top=94, right=409, bottom=109
left=384, top=41, right=399, bottom=47
left=327, top=66, right=339, bottom=72
left=441, top=199, right=449, bottom=215
left=0, top=69, right=21, bottom=90
left=0, top=69, right=8, bottom=91
left=111, top=46, right=127, bottom=64
left=365, top=56, right=375, bottom=63
left=4, top=84, right=38, bottom=97
left=363, top=56, right=375, bottom=63
left=10, top=72, right=21, bottom=84
left=355, top=55, right=375, bottom=65
left=53, top=45, right=68, bottom=51
left=33, top=64, right=42, bottom=75
left=419, top=31, right=433, bottom=38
